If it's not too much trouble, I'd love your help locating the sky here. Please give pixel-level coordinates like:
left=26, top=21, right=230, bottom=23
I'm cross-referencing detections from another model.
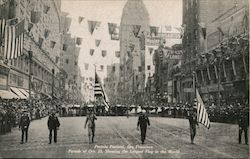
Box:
left=61, top=0, right=183, bottom=80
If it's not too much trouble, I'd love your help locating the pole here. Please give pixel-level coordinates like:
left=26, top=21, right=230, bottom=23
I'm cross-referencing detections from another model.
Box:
left=52, top=68, right=55, bottom=99
left=218, top=60, right=221, bottom=107
left=193, top=71, right=196, bottom=100
left=28, top=50, right=33, bottom=101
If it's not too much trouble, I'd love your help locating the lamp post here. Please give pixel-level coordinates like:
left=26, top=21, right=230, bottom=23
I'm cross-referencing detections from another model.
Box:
left=28, top=50, right=33, bottom=101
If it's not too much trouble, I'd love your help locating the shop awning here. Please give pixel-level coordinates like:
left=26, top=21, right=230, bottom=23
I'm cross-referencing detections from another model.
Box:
left=18, top=88, right=29, bottom=97
left=10, top=87, right=27, bottom=99
left=0, top=89, right=19, bottom=99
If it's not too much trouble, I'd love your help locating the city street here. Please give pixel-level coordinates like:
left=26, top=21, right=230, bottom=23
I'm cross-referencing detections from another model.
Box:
left=0, top=116, right=248, bottom=158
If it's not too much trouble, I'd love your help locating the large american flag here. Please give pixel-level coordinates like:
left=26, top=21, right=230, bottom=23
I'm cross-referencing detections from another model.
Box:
left=195, top=88, right=210, bottom=129
left=3, top=19, right=25, bottom=60
left=94, top=71, right=110, bottom=111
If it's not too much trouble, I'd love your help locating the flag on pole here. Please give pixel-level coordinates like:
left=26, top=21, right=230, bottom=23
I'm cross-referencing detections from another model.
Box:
left=94, top=71, right=109, bottom=111
left=195, top=88, right=210, bottom=129
left=4, top=19, right=25, bottom=60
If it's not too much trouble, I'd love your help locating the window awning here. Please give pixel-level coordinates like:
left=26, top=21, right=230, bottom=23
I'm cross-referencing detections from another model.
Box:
left=18, top=88, right=29, bottom=98
left=10, top=87, right=27, bottom=99
left=0, top=90, right=19, bottom=99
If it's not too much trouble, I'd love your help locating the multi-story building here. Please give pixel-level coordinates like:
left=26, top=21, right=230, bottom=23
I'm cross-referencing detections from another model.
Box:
left=182, top=0, right=249, bottom=104
left=104, top=63, right=120, bottom=105
left=0, top=0, right=63, bottom=99
left=118, top=0, right=150, bottom=105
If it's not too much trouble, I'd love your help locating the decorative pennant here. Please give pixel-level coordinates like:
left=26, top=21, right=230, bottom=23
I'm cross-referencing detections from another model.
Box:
left=149, top=48, right=153, bottom=55
left=115, top=51, right=120, bottom=58
left=50, top=41, right=56, bottom=48
left=90, top=49, right=94, bottom=56
left=78, top=16, right=84, bottom=24
left=150, top=26, right=159, bottom=36
left=84, top=63, right=89, bottom=70
left=132, top=25, right=141, bottom=37
left=44, top=29, right=50, bottom=38
left=111, top=26, right=119, bottom=40
left=95, top=39, right=101, bottom=47
left=102, top=50, right=107, bottom=57
left=88, top=20, right=101, bottom=34
left=31, top=10, right=41, bottom=24
left=43, top=5, right=50, bottom=14
left=108, top=22, right=117, bottom=35
left=76, top=37, right=82, bottom=45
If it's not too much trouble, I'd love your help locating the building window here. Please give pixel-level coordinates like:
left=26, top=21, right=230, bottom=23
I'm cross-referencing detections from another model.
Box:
left=65, top=59, right=69, bottom=64
left=62, top=44, right=67, bottom=51
left=147, top=65, right=151, bottom=70
left=138, top=66, right=142, bottom=72
left=75, top=61, right=77, bottom=66
left=112, top=66, right=115, bottom=72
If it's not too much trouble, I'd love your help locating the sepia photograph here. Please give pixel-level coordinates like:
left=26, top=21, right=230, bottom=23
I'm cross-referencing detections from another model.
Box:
left=0, top=0, right=249, bottom=158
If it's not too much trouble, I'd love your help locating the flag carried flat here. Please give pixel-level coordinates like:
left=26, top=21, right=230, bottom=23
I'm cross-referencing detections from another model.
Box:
left=94, top=71, right=109, bottom=111
left=195, top=88, right=210, bottom=129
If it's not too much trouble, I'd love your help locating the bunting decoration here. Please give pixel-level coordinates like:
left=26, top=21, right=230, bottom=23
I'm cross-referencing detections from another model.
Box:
left=108, top=22, right=117, bottom=35
left=78, top=16, right=84, bottom=24
left=31, top=10, right=41, bottom=24
left=76, top=37, right=82, bottom=45
left=3, top=19, right=25, bottom=60
left=129, top=43, right=135, bottom=52
left=28, top=22, right=33, bottom=32
left=50, top=41, right=56, bottom=48
left=38, top=37, right=44, bottom=48
left=95, top=39, right=101, bottom=47
left=88, top=20, right=101, bottom=35
left=44, top=29, right=50, bottom=38
left=43, top=5, right=50, bottom=14
left=115, top=51, right=120, bottom=58
left=90, top=49, right=94, bottom=56
left=84, top=63, right=89, bottom=70
left=101, top=50, right=107, bottom=57
left=149, top=47, right=153, bottom=55
left=165, top=25, right=172, bottom=31
left=198, top=22, right=206, bottom=39
left=132, top=25, right=141, bottom=38
left=150, top=26, right=159, bottom=36
left=111, top=26, right=119, bottom=40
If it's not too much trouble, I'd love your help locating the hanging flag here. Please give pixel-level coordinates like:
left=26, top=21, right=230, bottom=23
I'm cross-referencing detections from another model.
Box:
left=76, top=37, right=82, bottom=45
left=4, top=19, right=25, bottom=60
left=95, top=39, right=101, bottom=47
left=149, top=47, right=153, bottom=55
left=88, top=20, right=101, bottom=35
left=31, top=10, right=41, bottom=24
left=44, top=29, right=50, bottom=38
left=111, top=26, right=119, bottom=40
left=28, top=22, right=33, bottom=32
left=132, top=25, right=141, bottom=37
left=108, top=22, right=117, bottom=35
left=150, top=26, right=159, bottom=36
left=78, top=16, right=84, bottom=24
left=102, top=50, right=107, bottom=57
left=198, top=22, right=206, bottom=39
left=129, top=43, right=135, bottom=52
left=115, top=51, right=120, bottom=58
left=84, top=63, right=89, bottom=70
left=165, top=25, right=172, bottom=31
left=94, top=71, right=110, bottom=111
left=0, top=18, right=6, bottom=47
left=43, top=5, right=50, bottom=14
left=38, top=37, right=44, bottom=48
left=90, top=49, right=94, bottom=56
left=50, top=41, right=56, bottom=48
left=195, top=88, right=210, bottom=129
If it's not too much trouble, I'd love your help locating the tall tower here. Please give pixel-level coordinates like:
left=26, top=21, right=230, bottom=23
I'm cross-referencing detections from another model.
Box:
left=118, top=0, right=150, bottom=104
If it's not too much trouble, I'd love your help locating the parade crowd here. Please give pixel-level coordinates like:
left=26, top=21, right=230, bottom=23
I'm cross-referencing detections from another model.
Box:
left=0, top=98, right=61, bottom=135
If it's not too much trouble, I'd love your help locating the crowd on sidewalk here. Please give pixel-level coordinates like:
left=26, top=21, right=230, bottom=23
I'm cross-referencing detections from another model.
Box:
left=0, top=98, right=61, bottom=135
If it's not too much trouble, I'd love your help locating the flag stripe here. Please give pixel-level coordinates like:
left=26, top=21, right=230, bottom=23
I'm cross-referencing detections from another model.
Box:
left=196, top=88, right=210, bottom=129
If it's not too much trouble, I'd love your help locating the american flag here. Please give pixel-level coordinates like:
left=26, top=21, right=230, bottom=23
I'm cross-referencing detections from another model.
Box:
left=0, top=18, right=6, bottom=55
left=195, top=88, right=210, bottom=129
left=4, top=19, right=25, bottom=60
left=94, top=71, right=109, bottom=111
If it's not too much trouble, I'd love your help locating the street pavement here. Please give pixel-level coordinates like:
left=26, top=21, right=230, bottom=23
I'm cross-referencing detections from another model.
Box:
left=0, top=116, right=248, bottom=158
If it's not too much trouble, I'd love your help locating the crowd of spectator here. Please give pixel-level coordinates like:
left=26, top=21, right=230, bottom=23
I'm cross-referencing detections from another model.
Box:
left=0, top=98, right=61, bottom=135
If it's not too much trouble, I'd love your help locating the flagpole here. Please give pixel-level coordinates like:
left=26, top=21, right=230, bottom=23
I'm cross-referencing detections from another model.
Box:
left=193, top=71, right=196, bottom=101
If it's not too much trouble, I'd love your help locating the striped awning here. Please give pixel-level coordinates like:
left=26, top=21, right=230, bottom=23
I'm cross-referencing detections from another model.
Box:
left=10, top=87, right=27, bottom=99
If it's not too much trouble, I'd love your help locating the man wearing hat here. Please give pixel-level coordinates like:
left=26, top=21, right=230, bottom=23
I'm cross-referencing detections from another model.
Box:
left=47, top=112, right=60, bottom=144
left=19, top=110, right=30, bottom=144
left=137, top=109, right=150, bottom=144
left=84, top=108, right=97, bottom=144
left=188, top=99, right=199, bottom=144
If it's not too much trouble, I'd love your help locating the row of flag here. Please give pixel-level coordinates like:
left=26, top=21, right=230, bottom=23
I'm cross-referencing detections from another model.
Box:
left=88, top=49, right=120, bottom=58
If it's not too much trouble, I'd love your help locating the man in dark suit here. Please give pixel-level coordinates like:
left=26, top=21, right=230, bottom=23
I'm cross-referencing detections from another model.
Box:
left=238, top=108, right=249, bottom=145
left=47, top=112, right=60, bottom=144
left=19, top=111, right=30, bottom=144
left=137, top=110, right=150, bottom=144
left=188, top=102, right=199, bottom=144
left=84, top=109, right=97, bottom=144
